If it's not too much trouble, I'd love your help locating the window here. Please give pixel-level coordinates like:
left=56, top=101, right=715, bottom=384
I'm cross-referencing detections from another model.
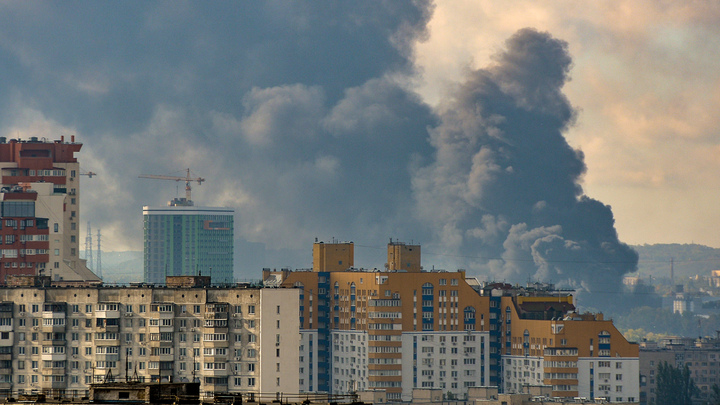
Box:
left=248, top=305, right=255, bottom=314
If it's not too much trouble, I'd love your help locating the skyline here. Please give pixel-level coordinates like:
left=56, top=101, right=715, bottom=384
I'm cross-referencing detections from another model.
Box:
left=0, top=2, right=717, bottom=285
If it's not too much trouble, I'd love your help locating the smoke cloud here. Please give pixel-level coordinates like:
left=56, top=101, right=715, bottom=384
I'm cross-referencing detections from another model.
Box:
left=413, top=28, right=638, bottom=307
left=0, top=3, right=637, bottom=305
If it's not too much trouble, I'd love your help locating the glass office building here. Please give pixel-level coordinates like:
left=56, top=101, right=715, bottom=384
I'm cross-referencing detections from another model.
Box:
left=143, top=202, right=234, bottom=284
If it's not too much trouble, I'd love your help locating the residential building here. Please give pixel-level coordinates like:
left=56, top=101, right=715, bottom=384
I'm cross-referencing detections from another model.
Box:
left=639, top=335, right=720, bottom=405
left=0, top=136, right=99, bottom=283
left=143, top=202, right=234, bottom=284
left=0, top=275, right=299, bottom=398
left=264, top=240, right=639, bottom=402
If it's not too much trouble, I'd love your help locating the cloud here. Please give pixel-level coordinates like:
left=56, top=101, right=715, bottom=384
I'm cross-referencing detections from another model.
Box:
left=413, top=28, right=637, bottom=305
left=414, top=1, right=720, bottom=248
left=0, top=2, right=640, bottom=300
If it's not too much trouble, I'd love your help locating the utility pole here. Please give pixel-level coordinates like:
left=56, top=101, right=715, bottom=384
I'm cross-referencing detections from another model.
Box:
left=85, top=222, right=93, bottom=271
left=671, top=257, right=675, bottom=285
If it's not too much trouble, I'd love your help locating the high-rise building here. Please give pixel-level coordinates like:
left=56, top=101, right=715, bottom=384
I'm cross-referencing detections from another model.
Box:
left=144, top=200, right=234, bottom=284
left=264, top=240, right=640, bottom=403
left=0, top=136, right=99, bottom=283
left=0, top=275, right=299, bottom=398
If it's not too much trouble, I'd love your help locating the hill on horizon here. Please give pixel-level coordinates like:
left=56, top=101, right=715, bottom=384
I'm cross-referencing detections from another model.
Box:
left=630, top=243, right=720, bottom=282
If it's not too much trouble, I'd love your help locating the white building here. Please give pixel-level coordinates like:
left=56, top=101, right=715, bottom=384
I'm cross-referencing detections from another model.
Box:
left=502, top=355, right=545, bottom=393
left=401, top=331, right=490, bottom=400
left=299, top=330, right=321, bottom=392
left=332, top=330, right=369, bottom=394
left=0, top=275, right=299, bottom=398
left=578, top=357, right=639, bottom=402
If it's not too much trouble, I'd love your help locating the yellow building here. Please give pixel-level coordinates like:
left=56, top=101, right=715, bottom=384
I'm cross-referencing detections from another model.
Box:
left=264, top=241, right=639, bottom=403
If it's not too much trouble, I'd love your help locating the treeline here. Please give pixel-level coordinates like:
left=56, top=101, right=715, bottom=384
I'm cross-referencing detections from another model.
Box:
left=632, top=243, right=720, bottom=281
left=613, top=306, right=720, bottom=341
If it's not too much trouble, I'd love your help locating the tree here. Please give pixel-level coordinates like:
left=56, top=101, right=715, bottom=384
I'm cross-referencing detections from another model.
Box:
left=655, top=361, right=698, bottom=405
left=711, top=384, right=720, bottom=405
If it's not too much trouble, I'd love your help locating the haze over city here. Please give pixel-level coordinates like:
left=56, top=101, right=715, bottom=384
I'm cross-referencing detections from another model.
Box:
left=0, top=1, right=717, bottom=291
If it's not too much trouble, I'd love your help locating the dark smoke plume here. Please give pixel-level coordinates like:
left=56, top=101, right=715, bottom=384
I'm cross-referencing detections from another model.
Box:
left=412, top=28, right=638, bottom=307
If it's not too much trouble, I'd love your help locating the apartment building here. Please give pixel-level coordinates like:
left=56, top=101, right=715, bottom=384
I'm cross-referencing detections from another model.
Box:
left=0, top=275, right=298, bottom=399
left=0, top=136, right=99, bottom=283
left=265, top=240, right=639, bottom=402
left=639, top=335, right=720, bottom=405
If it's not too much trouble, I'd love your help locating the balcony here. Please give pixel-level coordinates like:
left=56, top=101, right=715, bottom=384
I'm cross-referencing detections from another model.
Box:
left=94, top=335, right=120, bottom=346
left=41, top=368, right=67, bottom=376
left=203, top=340, right=229, bottom=349
left=40, top=378, right=67, bottom=390
left=150, top=354, right=175, bottom=363
left=41, top=352, right=67, bottom=362
left=202, top=367, right=229, bottom=377
left=95, top=303, right=120, bottom=319
left=205, top=304, right=229, bottom=318
left=95, top=318, right=120, bottom=333
left=41, top=337, right=67, bottom=346
left=0, top=332, right=12, bottom=347
left=94, top=353, right=120, bottom=362
left=41, top=308, right=66, bottom=333
left=203, top=319, right=229, bottom=332
left=0, top=316, right=12, bottom=334
left=42, top=303, right=67, bottom=317
left=150, top=303, right=175, bottom=319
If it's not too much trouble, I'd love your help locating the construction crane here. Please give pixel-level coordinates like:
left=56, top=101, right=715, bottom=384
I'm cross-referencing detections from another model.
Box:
left=80, top=169, right=97, bottom=178
left=138, top=168, right=205, bottom=203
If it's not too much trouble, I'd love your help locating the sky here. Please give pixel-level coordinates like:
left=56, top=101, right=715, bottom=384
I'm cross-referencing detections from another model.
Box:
left=0, top=1, right=718, bottom=294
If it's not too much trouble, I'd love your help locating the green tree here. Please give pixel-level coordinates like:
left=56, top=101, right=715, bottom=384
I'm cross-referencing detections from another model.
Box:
left=711, top=383, right=720, bottom=405
left=655, top=361, right=697, bottom=405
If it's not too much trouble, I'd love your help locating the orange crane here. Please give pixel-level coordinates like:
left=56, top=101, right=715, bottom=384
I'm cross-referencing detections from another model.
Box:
left=138, top=168, right=205, bottom=202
